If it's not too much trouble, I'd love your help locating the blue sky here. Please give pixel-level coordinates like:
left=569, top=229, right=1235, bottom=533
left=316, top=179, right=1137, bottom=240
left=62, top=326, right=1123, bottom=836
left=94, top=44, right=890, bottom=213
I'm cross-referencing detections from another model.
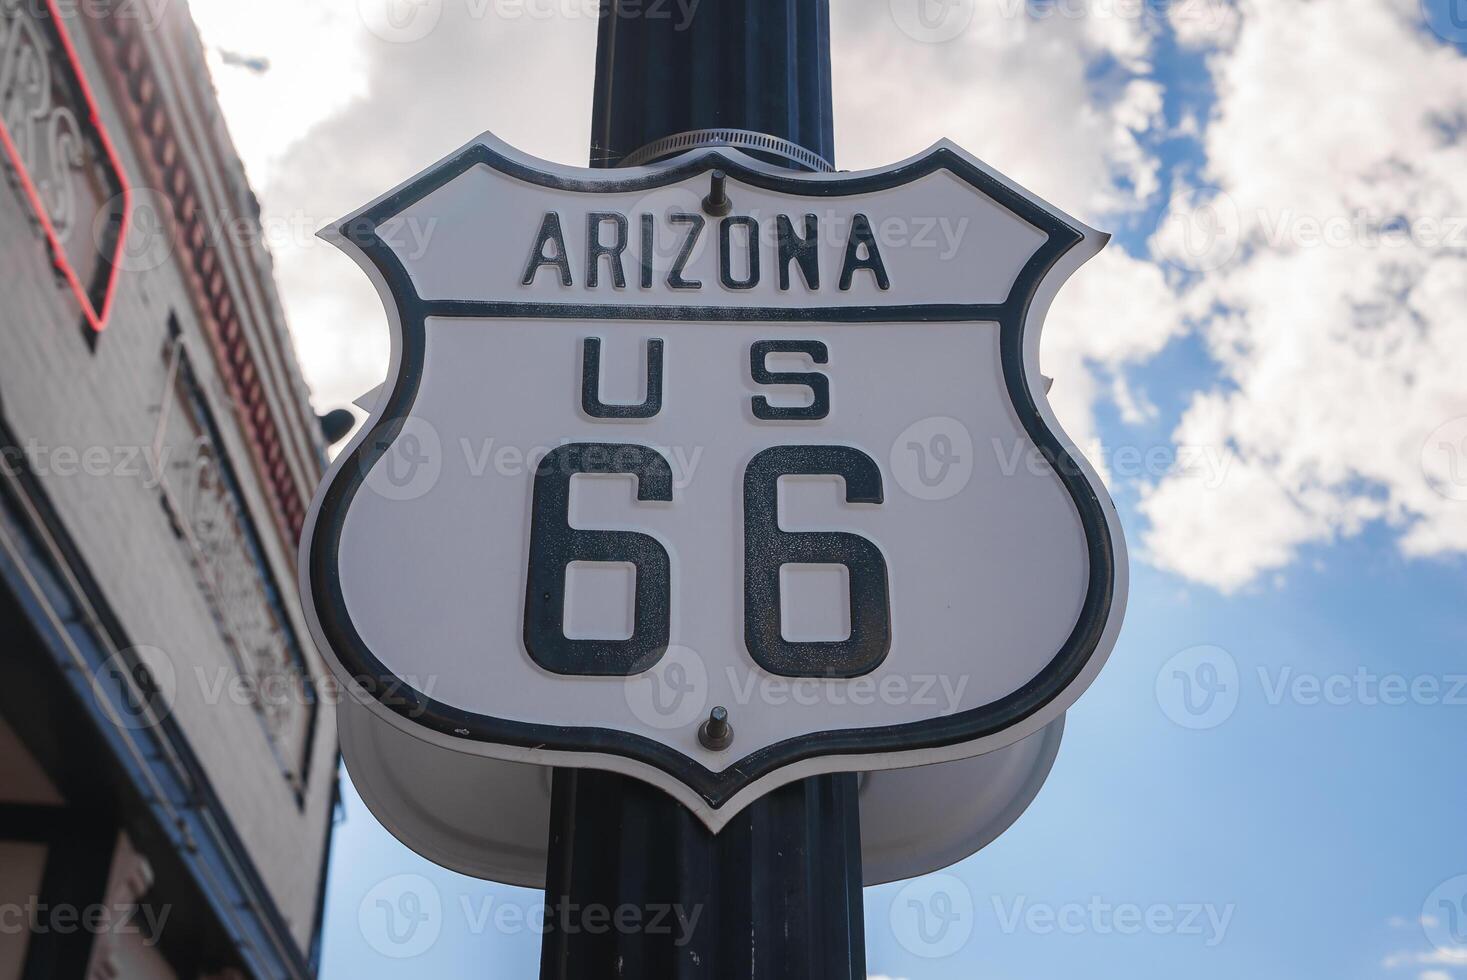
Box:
left=185, top=0, right=1467, bottom=975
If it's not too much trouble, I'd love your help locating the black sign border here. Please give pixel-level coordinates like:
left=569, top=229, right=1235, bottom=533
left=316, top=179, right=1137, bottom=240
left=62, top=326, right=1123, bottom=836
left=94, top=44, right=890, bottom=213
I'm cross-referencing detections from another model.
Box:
left=308, top=140, right=1115, bottom=810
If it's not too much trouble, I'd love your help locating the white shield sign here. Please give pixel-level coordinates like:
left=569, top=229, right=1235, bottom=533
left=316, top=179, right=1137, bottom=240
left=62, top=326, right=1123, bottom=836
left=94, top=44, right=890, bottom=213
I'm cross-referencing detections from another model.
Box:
left=300, top=132, right=1126, bottom=831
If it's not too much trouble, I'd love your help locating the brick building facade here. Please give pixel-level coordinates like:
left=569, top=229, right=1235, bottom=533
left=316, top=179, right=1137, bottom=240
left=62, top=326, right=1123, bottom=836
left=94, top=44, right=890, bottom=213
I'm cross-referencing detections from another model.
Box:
left=0, top=1, right=337, bottom=977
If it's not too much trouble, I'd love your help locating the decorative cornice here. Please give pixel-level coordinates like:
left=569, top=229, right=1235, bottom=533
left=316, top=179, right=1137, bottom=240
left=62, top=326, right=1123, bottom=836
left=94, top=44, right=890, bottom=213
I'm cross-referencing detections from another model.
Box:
left=87, top=2, right=321, bottom=546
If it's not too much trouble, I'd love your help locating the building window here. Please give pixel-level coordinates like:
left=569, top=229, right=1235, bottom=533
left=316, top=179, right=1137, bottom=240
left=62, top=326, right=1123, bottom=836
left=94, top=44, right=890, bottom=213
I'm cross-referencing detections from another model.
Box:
left=0, top=0, right=130, bottom=335
left=153, top=322, right=319, bottom=800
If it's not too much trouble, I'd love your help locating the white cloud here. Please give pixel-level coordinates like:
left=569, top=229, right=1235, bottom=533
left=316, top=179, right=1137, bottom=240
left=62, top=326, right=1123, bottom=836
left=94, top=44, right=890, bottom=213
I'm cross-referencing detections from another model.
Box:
left=187, top=0, right=370, bottom=185
left=190, top=0, right=599, bottom=412
left=1168, top=0, right=1241, bottom=50
left=1141, top=0, right=1467, bottom=591
left=833, top=0, right=1165, bottom=218
left=1043, top=246, right=1185, bottom=475
left=1385, top=946, right=1467, bottom=968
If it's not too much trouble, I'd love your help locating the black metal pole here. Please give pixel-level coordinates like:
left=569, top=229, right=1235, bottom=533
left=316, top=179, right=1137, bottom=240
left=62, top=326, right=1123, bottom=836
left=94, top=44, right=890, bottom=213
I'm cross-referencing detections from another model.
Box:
left=589, top=0, right=834, bottom=169
left=540, top=2, right=864, bottom=977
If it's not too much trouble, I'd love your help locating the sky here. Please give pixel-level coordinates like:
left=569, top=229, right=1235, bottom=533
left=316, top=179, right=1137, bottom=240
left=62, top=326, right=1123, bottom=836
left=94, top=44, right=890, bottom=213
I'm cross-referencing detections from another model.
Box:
left=181, top=0, right=1467, bottom=976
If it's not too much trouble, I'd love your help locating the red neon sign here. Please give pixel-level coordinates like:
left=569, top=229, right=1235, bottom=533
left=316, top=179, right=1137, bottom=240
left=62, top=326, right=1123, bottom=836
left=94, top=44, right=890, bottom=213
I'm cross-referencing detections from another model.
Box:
left=0, top=0, right=131, bottom=332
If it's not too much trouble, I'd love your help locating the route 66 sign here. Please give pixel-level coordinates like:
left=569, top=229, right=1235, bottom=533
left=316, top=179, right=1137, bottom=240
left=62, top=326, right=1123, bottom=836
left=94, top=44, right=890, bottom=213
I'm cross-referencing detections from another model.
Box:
left=299, top=132, right=1126, bottom=834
